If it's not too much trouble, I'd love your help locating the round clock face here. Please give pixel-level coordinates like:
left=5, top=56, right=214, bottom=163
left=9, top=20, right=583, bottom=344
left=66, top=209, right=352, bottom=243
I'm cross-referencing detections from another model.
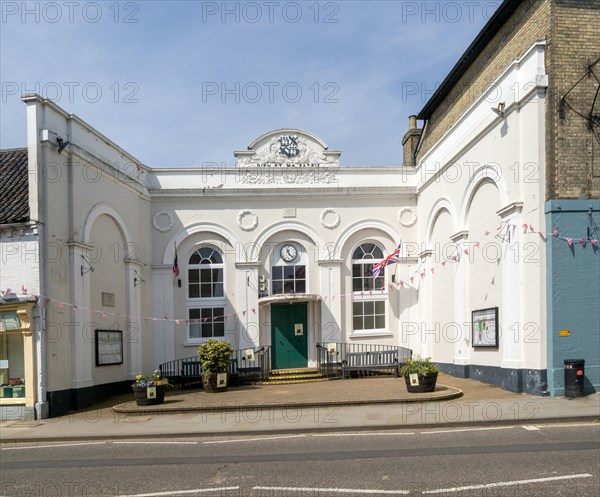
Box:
left=280, top=244, right=298, bottom=262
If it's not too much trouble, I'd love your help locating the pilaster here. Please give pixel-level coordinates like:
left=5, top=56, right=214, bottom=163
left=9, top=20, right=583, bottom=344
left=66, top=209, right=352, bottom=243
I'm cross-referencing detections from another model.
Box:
left=235, top=262, right=261, bottom=349
left=318, top=259, right=343, bottom=343
left=450, top=230, right=469, bottom=365
left=151, top=265, right=175, bottom=366
left=67, top=242, right=94, bottom=389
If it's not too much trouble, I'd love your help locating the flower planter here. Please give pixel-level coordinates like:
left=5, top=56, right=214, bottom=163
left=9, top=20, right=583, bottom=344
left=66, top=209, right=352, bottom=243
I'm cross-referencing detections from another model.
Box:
left=404, top=372, right=438, bottom=393
left=202, top=372, right=229, bottom=393
left=132, top=384, right=167, bottom=406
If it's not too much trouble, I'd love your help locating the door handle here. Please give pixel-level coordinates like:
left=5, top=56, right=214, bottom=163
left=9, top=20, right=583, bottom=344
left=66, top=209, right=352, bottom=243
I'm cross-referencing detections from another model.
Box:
left=279, top=341, right=284, bottom=346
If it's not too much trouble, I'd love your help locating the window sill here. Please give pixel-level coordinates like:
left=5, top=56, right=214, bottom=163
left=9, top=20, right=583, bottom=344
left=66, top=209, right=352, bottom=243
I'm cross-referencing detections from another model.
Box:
left=182, top=339, right=225, bottom=347
left=349, top=332, right=393, bottom=338
left=0, top=398, right=27, bottom=405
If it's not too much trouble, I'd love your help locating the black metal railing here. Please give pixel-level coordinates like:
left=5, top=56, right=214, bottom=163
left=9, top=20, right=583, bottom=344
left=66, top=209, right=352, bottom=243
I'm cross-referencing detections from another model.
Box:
left=316, top=342, right=412, bottom=379
left=232, top=345, right=271, bottom=383
left=158, top=345, right=271, bottom=389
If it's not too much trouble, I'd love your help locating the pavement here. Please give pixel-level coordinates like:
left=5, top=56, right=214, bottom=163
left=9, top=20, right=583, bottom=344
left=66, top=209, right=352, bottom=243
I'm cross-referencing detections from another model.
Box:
left=1, top=373, right=598, bottom=442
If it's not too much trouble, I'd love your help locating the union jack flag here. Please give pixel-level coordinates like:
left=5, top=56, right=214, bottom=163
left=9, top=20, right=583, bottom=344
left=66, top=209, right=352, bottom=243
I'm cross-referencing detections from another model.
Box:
left=172, top=242, right=180, bottom=278
left=371, top=243, right=402, bottom=278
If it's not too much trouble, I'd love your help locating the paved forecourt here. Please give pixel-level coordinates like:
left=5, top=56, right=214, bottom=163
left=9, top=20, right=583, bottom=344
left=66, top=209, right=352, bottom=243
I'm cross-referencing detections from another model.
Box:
left=1, top=374, right=598, bottom=442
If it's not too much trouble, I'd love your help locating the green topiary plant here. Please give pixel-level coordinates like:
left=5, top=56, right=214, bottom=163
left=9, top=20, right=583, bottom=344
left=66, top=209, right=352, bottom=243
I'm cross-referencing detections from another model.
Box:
left=198, top=339, right=234, bottom=379
left=399, top=356, right=440, bottom=377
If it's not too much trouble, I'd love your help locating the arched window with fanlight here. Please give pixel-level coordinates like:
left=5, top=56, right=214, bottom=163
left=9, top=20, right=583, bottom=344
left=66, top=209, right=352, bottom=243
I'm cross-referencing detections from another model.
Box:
left=187, top=246, right=225, bottom=340
left=351, top=243, right=387, bottom=334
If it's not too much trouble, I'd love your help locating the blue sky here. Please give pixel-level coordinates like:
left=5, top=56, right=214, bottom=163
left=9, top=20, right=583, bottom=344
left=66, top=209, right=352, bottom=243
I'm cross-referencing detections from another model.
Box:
left=1, top=1, right=501, bottom=166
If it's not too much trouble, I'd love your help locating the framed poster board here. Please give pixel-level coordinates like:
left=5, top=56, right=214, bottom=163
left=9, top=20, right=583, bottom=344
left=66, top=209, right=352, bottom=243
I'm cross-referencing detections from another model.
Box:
left=95, top=329, right=123, bottom=366
left=472, top=307, right=499, bottom=348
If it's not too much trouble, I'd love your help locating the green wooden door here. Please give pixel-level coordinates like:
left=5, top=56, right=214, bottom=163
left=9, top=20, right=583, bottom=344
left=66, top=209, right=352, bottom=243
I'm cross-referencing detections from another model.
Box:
left=271, top=303, right=308, bottom=369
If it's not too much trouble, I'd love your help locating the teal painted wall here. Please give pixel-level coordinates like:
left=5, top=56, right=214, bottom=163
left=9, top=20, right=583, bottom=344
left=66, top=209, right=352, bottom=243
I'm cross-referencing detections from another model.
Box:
left=546, top=200, right=600, bottom=396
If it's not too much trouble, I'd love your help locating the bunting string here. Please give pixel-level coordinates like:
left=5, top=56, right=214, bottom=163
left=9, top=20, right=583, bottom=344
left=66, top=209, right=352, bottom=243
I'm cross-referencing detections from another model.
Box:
left=1, top=218, right=597, bottom=326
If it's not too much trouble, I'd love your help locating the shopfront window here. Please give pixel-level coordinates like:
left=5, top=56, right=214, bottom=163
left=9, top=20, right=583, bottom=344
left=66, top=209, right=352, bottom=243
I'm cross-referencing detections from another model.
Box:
left=0, top=311, right=26, bottom=400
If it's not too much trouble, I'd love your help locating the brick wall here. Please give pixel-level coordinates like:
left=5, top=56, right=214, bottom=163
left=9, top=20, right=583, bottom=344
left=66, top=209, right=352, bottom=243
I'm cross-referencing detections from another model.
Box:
left=547, top=0, right=600, bottom=199
left=418, top=0, right=551, bottom=159
left=0, top=228, right=40, bottom=293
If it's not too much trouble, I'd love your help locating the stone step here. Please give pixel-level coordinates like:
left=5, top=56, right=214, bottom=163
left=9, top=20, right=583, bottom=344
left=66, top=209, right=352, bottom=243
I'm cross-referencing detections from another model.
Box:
left=262, top=377, right=329, bottom=386
left=269, top=368, right=319, bottom=376
left=267, top=373, right=325, bottom=381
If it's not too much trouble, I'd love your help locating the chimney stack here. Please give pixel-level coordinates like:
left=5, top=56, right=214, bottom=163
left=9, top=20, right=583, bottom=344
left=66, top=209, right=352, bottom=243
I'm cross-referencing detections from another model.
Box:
left=402, top=115, right=422, bottom=167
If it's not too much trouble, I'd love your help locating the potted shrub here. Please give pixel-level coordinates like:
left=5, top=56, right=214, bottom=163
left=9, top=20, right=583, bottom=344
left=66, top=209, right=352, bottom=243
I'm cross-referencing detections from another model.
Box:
left=400, top=356, right=440, bottom=393
left=198, top=340, right=234, bottom=392
left=131, top=370, right=172, bottom=406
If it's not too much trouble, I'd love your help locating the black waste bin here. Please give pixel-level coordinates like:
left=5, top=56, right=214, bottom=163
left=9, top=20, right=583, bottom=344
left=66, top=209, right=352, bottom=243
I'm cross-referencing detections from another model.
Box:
left=564, top=359, right=585, bottom=397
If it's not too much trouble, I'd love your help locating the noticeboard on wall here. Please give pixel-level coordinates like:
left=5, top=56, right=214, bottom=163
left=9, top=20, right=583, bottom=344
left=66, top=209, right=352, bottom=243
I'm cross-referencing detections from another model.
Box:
left=95, top=329, right=123, bottom=366
left=472, top=307, right=499, bottom=348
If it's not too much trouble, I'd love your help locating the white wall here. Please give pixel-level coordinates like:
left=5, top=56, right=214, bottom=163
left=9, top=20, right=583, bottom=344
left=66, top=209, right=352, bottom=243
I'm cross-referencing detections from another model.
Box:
left=0, top=228, right=39, bottom=294
left=415, top=42, right=548, bottom=371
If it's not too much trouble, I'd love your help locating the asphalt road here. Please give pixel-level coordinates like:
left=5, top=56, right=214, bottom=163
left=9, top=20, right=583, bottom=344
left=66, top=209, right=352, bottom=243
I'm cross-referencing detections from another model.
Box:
left=1, top=422, right=599, bottom=496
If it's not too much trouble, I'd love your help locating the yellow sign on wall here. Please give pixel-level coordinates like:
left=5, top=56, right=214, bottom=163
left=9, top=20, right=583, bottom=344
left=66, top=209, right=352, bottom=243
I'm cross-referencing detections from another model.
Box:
left=558, top=330, right=571, bottom=337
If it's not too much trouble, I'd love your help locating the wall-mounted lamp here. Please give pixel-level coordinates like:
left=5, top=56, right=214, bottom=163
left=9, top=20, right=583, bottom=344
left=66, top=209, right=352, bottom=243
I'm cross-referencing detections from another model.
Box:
left=134, top=270, right=145, bottom=287
left=81, top=256, right=95, bottom=276
left=56, top=137, right=70, bottom=153
left=491, top=102, right=506, bottom=118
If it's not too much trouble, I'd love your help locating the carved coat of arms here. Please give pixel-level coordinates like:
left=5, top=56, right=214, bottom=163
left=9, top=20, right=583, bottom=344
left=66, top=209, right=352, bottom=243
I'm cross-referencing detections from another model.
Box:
left=278, top=135, right=300, bottom=158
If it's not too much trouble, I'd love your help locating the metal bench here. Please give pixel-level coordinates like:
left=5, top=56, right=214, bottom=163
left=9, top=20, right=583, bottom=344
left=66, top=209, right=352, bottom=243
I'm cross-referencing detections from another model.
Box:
left=180, top=359, right=202, bottom=389
left=341, top=351, right=399, bottom=379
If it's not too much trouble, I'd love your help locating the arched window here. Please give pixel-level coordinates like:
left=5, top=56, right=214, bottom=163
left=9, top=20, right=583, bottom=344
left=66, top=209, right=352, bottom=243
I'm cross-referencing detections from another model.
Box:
left=271, top=243, right=307, bottom=295
left=352, top=243, right=387, bottom=333
left=187, top=246, right=225, bottom=340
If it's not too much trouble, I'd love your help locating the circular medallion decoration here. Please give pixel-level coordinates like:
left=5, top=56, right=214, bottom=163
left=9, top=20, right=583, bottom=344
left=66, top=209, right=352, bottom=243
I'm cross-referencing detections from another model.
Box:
left=398, top=207, right=417, bottom=228
left=237, top=209, right=259, bottom=232
left=152, top=211, right=174, bottom=232
left=320, top=208, right=340, bottom=230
